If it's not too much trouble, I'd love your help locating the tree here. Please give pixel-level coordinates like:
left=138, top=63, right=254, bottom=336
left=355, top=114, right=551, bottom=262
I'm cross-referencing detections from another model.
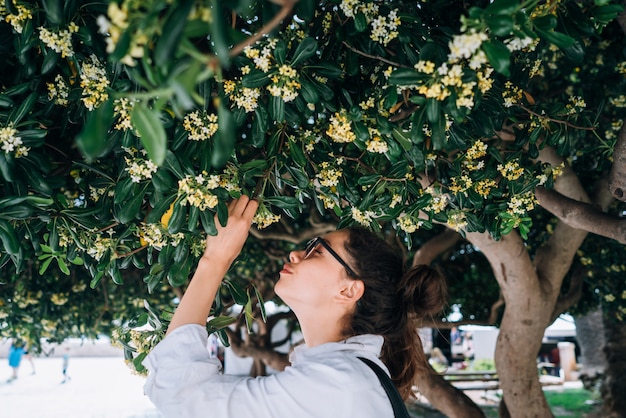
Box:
left=1, top=0, right=626, bottom=416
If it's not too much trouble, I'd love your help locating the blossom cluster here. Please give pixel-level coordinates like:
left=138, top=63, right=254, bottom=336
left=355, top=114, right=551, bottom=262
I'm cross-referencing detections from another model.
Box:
left=351, top=207, right=376, bottom=226
left=39, top=23, right=79, bottom=58
left=47, top=75, right=71, bottom=106
left=326, top=112, right=356, bottom=143
left=86, top=232, right=115, bottom=261
left=178, top=172, right=220, bottom=211
left=497, top=160, right=524, bottom=181
left=0, top=124, right=29, bottom=157
left=339, top=1, right=401, bottom=46
left=223, top=80, right=262, bottom=113
left=316, top=161, right=343, bottom=188
left=123, top=147, right=158, bottom=183
left=97, top=2, right=148, bottom=66
left=3, top=3, right=32, bottom=33
left=183, top=111, right=219, bottom=141
left=267, top=65, right=301, bottom=103
left=397, top=213, right=422, bottom=234
left=252, top=203, right=281, bottom=229
left=138, top=223, right=184, bottom=250
left=113, top=98, right=136, bottom=131
left=366, top=130, right=389, bottom=154
left=80, top=55, right=110, bottom=111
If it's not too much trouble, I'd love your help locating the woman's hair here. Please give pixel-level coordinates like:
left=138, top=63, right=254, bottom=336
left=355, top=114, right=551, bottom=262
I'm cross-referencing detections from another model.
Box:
left=342, top=227, right=448, bottom=400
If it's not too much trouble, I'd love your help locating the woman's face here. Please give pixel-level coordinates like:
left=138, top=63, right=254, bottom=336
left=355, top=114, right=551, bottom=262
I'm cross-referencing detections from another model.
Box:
left=275, top=230, right=357, bottom=313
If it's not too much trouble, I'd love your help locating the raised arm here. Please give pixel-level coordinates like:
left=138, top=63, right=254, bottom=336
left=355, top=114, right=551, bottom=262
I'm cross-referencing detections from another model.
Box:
left=166, top=196, right=258, bottom=336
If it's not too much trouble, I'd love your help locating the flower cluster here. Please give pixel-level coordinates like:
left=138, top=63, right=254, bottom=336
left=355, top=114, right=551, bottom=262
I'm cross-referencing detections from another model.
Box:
left=39, top=23, right=79, bottom=58
left=397, top=213, right=422, bottom=234
left=497, top=160, right=524, bottom=181
left=80, top=55, right=110, bottom=111
left=506, top=192, right=537, bottom=219
left=339, top=1, right=401, bottom=46
left=86, top=232, right=115, bottom=261
left=316, top=161, right=343, bottom=188
left=424, top=187, right=449, bottom=213
left=113, top=98, right=136, bottom=131
left=448, top=31, right=488, bottom=65
left=50, top=293, right=70, bottom=306
left=183, top=111, right=219, bottom=141
left=565, top=96, right=586, bottom=115
left=0, top=124, right=29, bottom=157
left=123, top=147, right=158, bottom=183
left=47, top=75, right=70, bottom=106
left=244, top=38, right=278, bottom=73
left=326, top=112, right=356, bottom=143
left=138, top=223, right=184, bottom=250
left=446, top=210, right=467, bottom=232
left=178, top=172, right=220, bottom=210
left=464, top=140, right=488, bottom=170
left=351, top=207, right=376, bottom=226
left=449, top=174, right=473, bottom=194
left=97, top=2, right=148, bottom=66
left=475, top=179, right=498, bottom=198
left=4, top=3, right=32, bottom=33
left=267, top=65, right=301, bottom=103
left=502, top=81, right=523, bottom=108
left=223, top=80, right=262, bottom=113
left=252, top=203, right=281, bottom=229
left=505, top=36, right=537, bottom=52
left=366, top=131, right=388, bottom=154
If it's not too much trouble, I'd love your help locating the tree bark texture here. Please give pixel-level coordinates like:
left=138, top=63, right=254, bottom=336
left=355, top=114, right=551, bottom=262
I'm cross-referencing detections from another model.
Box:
left=609, top=122, right=626, bottom=202
left=575, top=307, right=607, bottom=384
left=601, top=315, right=626, bottom=417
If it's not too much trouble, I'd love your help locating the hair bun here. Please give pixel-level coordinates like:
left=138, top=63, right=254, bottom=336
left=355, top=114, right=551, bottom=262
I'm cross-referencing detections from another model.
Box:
left=398, top=264, right=447, bottom=318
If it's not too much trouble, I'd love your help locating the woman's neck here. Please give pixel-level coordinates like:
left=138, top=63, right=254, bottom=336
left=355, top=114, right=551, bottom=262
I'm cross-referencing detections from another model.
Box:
left=297, top=309, right=350, bottom=347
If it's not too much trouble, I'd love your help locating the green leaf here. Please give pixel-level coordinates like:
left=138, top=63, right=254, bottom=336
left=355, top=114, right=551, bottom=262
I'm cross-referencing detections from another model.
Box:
left=41, top=0, right=63, bottom=24
left=155, top=0, right=195, bottom=66
left=481, top=40, right=511, bottom=76
left=57, top=257, right=70, bottom=275
left=76, top=99, right=114, bottom=160
left=269, top=95, right=285, bottom=122
left=485, top=0, right=520, bottom=15
left=242, top=70, right=270, bottom=88
left=291, top=37, right=318, bottom=66
left=208, top=0, right=230, bottom=64
left=39, top=257, right=54, bottom=275
left=9, top=92, right=37, bottom=125
left=131, top=103, right=167, bottom=166
left=535, top=29, right=576, bottom=50
left=212, top=103, right=235, bottom=169
left=0, top=220, right=20, bottom=256
left=389, top=69, right=424, bottom=86
left=208, top=315, right=237, bottom=329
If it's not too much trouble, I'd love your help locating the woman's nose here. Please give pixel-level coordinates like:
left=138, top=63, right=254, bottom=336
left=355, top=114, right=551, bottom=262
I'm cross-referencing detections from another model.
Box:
left=289, top=251, right=302, bottom=263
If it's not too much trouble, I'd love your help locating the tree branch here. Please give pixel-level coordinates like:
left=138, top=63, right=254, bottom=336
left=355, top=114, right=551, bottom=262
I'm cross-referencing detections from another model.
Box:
left=229, top=0, right=297, bottom=58
left=412, top=229, right=461, bottom=266
left=609, top=120, right=626, bottom=202
left=341, top=41, right=410, bottom=68
left=535, top=187, right=626, bottom=244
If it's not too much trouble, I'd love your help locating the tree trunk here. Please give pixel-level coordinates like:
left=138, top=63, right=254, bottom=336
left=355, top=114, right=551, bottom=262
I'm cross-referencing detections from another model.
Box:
left=575, top=307, right=606, bottom=390
left=601, top=314, right=626, bottom=417
left=495, top=303, right=553, bottom=417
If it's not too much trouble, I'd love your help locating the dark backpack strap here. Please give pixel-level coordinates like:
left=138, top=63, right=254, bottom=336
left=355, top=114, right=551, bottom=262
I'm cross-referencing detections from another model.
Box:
left=358, top=357, right=410, bottom=418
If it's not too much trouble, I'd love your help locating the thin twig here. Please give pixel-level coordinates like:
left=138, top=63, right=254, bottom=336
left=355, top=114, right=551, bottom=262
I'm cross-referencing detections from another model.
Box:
left=341, top=41, right=410, bottom=68
left=229, top=0, right=297, bottom=58
left=517, top=104, right=596, bottom=131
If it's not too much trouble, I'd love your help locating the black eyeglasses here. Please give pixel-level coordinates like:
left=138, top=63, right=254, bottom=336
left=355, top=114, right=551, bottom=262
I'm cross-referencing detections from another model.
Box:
left=304, top=237, right=358, bottom=277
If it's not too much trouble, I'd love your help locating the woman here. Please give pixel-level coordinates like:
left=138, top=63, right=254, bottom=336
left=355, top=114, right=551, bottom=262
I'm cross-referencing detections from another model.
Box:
left=144, top=196, right=447, bottom=417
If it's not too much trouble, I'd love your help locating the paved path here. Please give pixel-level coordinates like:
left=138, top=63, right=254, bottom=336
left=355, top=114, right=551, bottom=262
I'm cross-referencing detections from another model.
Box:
left=1, top=356, right=161, bottom=418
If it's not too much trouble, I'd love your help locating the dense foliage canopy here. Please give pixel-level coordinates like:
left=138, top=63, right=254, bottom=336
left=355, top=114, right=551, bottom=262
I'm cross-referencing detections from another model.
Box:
left=1, top=0, right=625, bottom=383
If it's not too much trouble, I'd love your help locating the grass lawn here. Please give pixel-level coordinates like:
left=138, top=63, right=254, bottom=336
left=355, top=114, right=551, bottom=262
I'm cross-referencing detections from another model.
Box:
left=480, top=388, right=599, bottom=418
left=410, top=388, right=600, bottom=418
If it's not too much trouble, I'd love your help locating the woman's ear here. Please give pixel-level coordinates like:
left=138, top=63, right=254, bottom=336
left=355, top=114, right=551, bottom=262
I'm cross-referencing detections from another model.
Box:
left=337, top=279, right=365, bottom=304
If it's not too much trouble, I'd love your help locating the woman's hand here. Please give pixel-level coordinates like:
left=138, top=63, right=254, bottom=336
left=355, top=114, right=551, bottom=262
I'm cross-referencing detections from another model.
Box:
left=202, top=195, right=259, bottom=265
left=165, top=195, right=258, bottom=336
